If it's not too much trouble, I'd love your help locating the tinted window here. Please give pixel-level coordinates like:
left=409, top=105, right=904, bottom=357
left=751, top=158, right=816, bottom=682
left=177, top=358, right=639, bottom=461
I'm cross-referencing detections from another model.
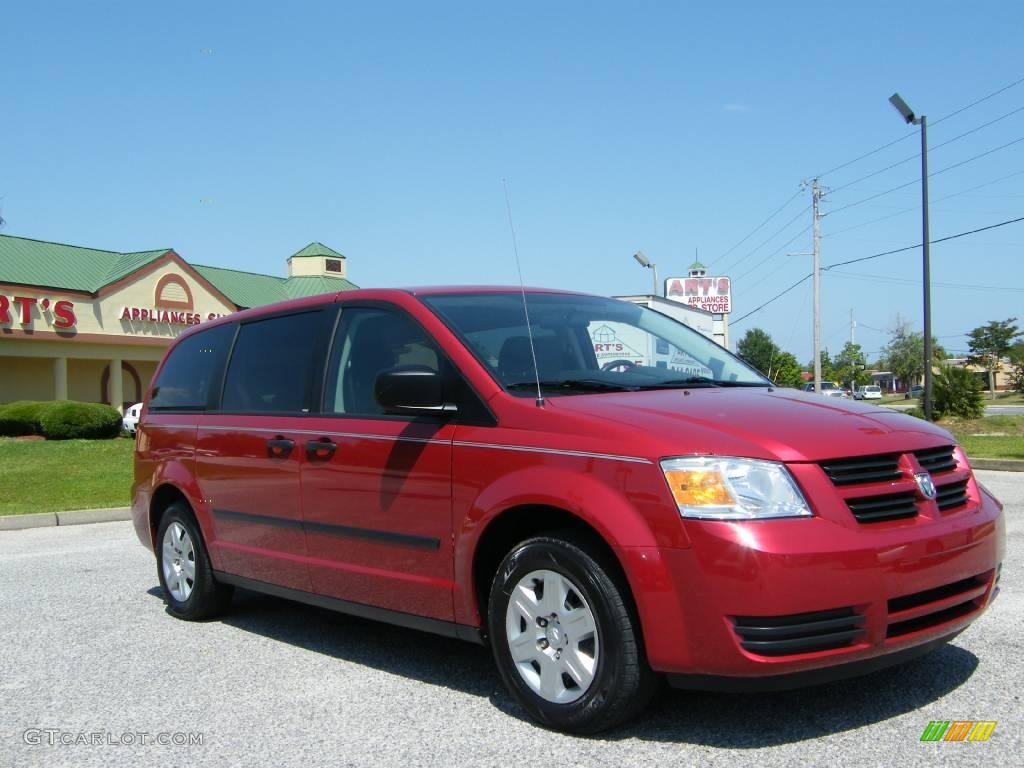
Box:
left=150, top=323, right=234, bottom=410
left=222, top=311, right=324, bottom=413
left=325, top=307, right=441, bottom=416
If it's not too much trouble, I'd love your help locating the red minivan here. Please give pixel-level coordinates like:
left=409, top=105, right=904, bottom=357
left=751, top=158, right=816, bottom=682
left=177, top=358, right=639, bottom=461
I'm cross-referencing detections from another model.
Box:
left=132, top=287, right=1004, bottom=733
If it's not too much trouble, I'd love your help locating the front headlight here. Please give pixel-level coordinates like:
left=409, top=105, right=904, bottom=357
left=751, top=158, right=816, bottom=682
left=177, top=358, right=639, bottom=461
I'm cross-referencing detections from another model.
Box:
left=660, top=456, right=812, bottom=520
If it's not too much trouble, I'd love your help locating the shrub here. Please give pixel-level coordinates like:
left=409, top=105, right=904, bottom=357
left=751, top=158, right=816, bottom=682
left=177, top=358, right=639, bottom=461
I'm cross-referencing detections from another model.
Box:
left=37, top=401, right=123, bottom=440
left=933, top=365, right=985, bottom=420
left=0, top=401, right=53, bottom=436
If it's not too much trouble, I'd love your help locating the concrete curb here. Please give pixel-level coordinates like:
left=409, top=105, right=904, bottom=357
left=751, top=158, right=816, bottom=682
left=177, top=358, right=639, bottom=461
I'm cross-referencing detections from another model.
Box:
left=0, top=506, right=131, bottom=531
left=972, top=458, right=1024, bottom=472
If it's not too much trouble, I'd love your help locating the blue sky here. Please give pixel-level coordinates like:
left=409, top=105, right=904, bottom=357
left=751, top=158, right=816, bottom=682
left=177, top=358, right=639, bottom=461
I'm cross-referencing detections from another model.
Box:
left=2, top=1, right=1022, bottom=362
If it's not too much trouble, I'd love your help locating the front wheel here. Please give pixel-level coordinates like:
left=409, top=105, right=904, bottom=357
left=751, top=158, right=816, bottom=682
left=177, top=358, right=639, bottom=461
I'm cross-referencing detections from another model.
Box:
left=156, top=502, right=233, bottom=620
left=488, top=533, right=657, bottom=734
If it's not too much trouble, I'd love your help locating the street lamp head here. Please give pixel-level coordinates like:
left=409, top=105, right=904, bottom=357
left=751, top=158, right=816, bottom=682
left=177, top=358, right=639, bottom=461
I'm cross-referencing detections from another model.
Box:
left=633, top=251, right=651, bottom=268
left=889, top=92, right=917, bottom=125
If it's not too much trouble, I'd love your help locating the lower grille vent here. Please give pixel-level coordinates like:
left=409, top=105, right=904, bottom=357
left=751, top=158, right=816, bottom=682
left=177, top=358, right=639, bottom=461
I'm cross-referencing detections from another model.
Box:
left=733, top=607, right=864, bottom=656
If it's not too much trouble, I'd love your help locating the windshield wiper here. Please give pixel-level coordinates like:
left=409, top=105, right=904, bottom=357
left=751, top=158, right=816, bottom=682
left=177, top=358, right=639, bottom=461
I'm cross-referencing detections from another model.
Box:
left=637, top=376, right=723, bottom=389
left=507, top=379, right=637, bottom=393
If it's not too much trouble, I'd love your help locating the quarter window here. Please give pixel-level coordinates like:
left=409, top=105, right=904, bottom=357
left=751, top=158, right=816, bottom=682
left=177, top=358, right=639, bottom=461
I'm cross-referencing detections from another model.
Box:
left=221, top=311, right=324, bottom=412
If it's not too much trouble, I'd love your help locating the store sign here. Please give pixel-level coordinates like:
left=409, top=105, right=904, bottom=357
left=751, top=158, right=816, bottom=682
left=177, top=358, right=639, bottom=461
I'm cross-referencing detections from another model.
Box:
left=0, top=294, right=77, bottom=329
left=664, top=276, right=732, bottom=314
left=120, top=307, right=224, bottom=326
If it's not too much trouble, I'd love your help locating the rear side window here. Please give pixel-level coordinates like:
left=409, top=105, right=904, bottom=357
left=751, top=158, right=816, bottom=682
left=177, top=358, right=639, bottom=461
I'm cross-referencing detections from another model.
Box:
left=150, top=323, right=235, bottom=410
left=221, top=311, right=324, bottom=413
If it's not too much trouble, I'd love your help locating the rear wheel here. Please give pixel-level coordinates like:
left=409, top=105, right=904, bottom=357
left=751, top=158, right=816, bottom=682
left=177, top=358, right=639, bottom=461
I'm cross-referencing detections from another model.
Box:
left=488, top=533, right=657, bottom=734
left=156, top=502, right=233, bottom=620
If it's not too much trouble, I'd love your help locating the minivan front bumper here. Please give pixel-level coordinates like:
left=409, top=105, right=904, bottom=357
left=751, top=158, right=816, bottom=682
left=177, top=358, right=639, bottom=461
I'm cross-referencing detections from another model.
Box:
left=620, top=484, right=1004, bottom=684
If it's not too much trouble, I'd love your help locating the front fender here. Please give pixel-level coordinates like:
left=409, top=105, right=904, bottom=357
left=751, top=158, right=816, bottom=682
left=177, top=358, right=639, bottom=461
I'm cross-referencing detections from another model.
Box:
left=452, top=461, right=687, bottom=626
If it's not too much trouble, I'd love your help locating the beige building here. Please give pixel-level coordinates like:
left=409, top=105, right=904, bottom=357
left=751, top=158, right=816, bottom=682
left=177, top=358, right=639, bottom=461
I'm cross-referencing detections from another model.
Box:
left=0, top=236, right=357, bottom=412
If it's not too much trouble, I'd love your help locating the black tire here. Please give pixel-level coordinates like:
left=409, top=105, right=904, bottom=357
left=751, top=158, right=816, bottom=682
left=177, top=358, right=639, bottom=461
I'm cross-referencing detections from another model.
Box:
left=488, top=532, right=657, bottom=734
left=156, top=502, right=233, bottom=620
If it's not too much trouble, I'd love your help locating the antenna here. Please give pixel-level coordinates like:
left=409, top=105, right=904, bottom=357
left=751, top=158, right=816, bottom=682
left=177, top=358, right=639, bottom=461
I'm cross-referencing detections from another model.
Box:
left=502, top=179, right=544, bottom=408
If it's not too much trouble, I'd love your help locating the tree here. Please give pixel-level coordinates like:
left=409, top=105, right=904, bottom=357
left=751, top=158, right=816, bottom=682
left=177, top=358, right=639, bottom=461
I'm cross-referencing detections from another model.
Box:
left=771, top=351, right=804, bottom=388
left=966, top=318, right=1021, bottom=399
left=881, top=323, right=946, bottom=390
left=933, top=365, right=985, bottom=420
left=1008, top=341, right=1024, bottom=395
left=737, top=328, right=778, bottom=377
left=834, top=342, right=869, bottom=390
left=806, top=349, right=836, bottom=384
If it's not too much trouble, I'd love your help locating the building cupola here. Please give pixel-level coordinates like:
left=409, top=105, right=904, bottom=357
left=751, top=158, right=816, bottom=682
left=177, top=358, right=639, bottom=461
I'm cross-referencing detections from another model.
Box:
left=287, top=242, right=347, bottom=279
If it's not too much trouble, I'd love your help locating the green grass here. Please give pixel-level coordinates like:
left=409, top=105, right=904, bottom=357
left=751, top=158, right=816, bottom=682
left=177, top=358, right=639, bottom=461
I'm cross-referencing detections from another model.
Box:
left=0, top=437, right=134, bottom=515
left=957, top=435, right=1024, bottom=460
left=943, top=415, right=1024, bottom=460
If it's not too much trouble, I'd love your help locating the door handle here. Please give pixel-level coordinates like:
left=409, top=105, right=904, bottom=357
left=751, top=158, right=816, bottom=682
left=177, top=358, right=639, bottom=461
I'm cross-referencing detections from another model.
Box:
left=266, top=437, right=295, bottom=459
left=305, top=438, right=337, bottom=461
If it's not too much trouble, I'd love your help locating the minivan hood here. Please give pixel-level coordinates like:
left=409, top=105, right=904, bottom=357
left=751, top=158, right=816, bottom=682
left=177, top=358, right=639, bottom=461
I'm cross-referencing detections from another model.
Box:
left=549, top=387, right=954, bottom=463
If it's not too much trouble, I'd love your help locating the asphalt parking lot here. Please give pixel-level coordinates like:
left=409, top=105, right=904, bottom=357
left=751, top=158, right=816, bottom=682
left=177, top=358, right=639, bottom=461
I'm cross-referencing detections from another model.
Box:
left=1, top=470, right=1020, bottom=767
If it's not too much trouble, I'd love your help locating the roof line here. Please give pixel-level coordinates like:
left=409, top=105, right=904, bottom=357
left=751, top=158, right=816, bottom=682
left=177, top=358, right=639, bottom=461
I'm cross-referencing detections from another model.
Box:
left=190, top=262, right=288, bottom=283
left=0, top=232, right=170, bottom=256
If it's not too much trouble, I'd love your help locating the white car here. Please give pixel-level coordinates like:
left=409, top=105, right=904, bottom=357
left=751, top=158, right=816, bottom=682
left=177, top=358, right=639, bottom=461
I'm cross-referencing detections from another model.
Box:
left=854, top=385, right=883, bottom=400
left=800, top=382, right=847, bottom=398
left=122, top=402, right=143, bottom=435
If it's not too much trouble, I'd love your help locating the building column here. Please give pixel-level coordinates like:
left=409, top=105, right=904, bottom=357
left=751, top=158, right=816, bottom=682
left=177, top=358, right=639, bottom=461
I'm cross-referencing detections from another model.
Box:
left=53, top=357, right=68, bottom=400
left=110, top=358, right=123, bottom=414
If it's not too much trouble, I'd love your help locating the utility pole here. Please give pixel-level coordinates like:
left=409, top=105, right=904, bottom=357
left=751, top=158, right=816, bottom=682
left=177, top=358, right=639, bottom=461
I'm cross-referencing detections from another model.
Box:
left=812, top=178, right=823, bottom=393
left=850, top=308, right=856, bottom=344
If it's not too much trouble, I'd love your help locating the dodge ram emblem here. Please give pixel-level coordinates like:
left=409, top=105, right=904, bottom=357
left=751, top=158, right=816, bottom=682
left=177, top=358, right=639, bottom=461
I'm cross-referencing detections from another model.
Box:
left=914, top=472, right=937, bottom=500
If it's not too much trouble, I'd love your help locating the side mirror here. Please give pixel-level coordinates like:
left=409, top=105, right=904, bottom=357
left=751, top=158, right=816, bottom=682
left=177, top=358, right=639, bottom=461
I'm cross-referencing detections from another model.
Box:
left=374, top=366, right=456, bottom=417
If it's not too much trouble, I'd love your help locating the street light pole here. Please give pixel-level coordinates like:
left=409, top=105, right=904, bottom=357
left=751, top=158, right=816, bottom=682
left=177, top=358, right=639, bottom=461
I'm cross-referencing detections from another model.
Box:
left=889, top=92, right=933, bottom=420
left=633, top=251, right=660, bottom=297
left=919, top=115, right=933, bottom=421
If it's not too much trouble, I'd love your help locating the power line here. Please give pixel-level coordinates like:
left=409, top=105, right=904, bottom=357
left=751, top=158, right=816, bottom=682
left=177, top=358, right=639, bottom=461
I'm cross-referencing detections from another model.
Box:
left=822, top=214, right=1024, bottom=269
left=731, top=274, right=812, bottom=326
left=736, top=224, right=813, bottom=282
left=826, top=135, right=1024, bottom=216
left=815, top=75, right=1024, bottom=179
left=827, top=270, right=1024, bottom=292
left=931, top=75, right=1024, bottom=127
left=731, top=214, right=1024, bottom=327
left=822, top=168, right=1024, bottom=239
left=715, top=188, right=803, bottom=265
left=720, top=204, right=811, bottom=273
left=827, top=104, right=1024, bottom=196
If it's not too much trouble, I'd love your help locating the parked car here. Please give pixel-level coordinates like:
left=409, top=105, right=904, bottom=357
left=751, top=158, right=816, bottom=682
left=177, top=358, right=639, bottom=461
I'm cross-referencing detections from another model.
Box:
left=800, top=381, right=848, bottom=398
left=132, top=287, right=1004, bottom=734
left=854, top=385, right=883, bottom=400
left=905, top=385, right=925, bottom=400
left=122, top=402, right=143, bottom=434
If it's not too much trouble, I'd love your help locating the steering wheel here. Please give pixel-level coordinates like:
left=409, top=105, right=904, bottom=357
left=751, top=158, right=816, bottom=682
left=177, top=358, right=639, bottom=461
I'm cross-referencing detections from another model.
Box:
left=601, top=359, right=638, bottom=372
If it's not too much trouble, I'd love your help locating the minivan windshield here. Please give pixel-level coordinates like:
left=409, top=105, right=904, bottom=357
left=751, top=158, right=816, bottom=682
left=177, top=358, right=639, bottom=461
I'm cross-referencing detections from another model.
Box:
left=420, top=292, right=770, bottom=394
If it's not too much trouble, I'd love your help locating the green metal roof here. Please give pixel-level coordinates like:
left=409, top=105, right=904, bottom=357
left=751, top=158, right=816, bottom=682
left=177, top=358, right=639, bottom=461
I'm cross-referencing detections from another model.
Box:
left=289, top=241, right=345, bottom=259
left=191, top=264, right=358, bottom=309
left=0, top=234, right=170, bottom=292
left=688, top=260, right=707, bottom=272
left=0, top=234, right=358, bottom=309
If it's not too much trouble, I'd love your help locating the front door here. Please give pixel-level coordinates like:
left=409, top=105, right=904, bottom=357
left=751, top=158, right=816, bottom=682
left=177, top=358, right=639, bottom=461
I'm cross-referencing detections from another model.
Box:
left=300, top=306, right=456, bottom=620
